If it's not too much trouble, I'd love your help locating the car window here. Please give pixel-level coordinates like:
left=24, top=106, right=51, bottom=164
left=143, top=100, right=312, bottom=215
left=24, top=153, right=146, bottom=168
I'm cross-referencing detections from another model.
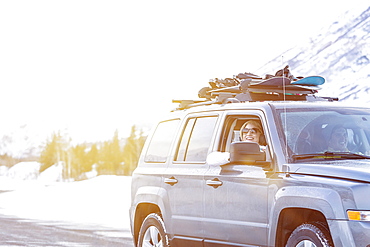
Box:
left=144, top=119, right=180, bottom=163
left=277, top=108, right=370, bottom=157
left=219, top=115, right=263, bottom=151
left=176, top=118, right=196, bottom=161
left=175, top=116, right=218, bottom=162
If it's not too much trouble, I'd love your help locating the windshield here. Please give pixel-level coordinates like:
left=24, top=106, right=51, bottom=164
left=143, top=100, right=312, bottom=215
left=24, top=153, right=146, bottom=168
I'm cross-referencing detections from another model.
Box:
left=277, top=107, right=370, bottom=161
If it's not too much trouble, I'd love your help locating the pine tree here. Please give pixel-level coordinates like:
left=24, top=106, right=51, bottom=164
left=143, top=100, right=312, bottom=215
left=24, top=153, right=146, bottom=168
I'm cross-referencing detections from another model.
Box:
left=70, top=144, right=89, bottom=178
left=122, top=125, right=146, bottom=175
left=97, top=130, right=124, bottom=175
left=110, top=130, right=124, bottom=174
left=39, top=132, right=68, bottom=173
left=86, top=144, right=99, bottom=168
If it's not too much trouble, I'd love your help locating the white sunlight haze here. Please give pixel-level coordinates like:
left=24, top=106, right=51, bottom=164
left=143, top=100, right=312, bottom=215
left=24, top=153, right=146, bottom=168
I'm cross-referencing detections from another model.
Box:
left=1, top=0, right=368, bottom=143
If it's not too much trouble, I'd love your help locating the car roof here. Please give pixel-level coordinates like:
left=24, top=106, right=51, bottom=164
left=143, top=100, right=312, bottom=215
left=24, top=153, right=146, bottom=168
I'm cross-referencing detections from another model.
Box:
left=171, top=100, right=366, bottom=115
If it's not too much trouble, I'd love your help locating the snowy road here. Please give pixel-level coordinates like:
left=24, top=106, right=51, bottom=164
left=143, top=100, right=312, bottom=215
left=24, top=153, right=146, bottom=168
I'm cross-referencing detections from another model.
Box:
left=0, top=214, right=134, bottom=246
left=0, top=175, right=134, bottom=246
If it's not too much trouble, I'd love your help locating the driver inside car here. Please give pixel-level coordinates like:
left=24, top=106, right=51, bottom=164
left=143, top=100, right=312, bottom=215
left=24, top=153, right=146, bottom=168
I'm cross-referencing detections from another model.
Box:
left=239, top=120, right=266, bottom=151
left=327, top=125, right=350, bottom=152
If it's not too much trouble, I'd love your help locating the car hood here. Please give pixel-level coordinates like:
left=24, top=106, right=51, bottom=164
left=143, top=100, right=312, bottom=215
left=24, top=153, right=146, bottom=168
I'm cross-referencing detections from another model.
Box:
left=285, top=160, right=370, bottom=183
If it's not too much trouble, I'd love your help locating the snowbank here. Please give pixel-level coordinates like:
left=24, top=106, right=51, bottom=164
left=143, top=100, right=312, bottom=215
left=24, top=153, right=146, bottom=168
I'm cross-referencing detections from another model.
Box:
left=6, top=161, right=41, bottom=180
left=37, top=161, right=64, bottom=183
left=0, top=175, right=132, bottom=230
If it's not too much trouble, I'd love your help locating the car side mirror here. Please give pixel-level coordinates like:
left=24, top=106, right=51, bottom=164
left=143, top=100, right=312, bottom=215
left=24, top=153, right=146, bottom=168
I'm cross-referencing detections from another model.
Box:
left=206, top=151, right=230, bottom=167
left=230, top=141, right=266, bottom=164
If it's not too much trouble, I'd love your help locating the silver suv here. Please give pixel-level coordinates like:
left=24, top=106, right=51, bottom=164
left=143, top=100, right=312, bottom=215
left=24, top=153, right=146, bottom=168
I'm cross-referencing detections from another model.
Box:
left=130, top=75, right=370, bottom=247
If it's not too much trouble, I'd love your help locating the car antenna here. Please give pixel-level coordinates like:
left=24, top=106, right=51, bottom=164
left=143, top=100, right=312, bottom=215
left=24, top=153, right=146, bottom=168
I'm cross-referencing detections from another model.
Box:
left=281, top=57, right=289, bottom=160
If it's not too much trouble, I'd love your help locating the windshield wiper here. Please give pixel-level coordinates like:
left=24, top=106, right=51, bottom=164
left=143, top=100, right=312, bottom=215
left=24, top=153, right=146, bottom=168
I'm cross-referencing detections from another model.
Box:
left=292, top=152, right=370, bottom=162
left=323, top=151, right=370, bottom=159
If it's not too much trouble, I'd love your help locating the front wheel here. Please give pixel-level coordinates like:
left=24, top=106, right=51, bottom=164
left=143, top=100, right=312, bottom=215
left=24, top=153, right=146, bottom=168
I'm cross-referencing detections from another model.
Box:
left=137, top=213, right=169, bottom=247
left=286, top=222, right=333, bottom=247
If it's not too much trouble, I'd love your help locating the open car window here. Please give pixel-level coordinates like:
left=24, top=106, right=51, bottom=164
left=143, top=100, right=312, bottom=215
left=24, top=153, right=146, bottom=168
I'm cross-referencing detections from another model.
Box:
left=219, top=115, right=262, bottom=152
left=218, top=114, right=272, bottom=162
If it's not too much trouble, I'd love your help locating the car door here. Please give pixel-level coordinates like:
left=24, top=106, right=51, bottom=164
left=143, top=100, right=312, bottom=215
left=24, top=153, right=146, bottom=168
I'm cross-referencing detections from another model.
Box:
left=203, top=113, right=270, bottom=247
left=163, top=114, right=219, bottom=246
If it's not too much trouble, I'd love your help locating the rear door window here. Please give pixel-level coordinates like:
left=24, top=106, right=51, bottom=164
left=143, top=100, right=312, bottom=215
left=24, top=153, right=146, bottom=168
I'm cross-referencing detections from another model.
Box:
left=176, top=116, right=218, bottom=162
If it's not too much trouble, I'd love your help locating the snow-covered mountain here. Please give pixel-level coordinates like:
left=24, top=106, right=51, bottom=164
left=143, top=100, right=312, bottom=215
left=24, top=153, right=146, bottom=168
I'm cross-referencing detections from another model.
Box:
left=0, top=124, right=45, bottom=160
left=255, top=6, right=370, bottom=103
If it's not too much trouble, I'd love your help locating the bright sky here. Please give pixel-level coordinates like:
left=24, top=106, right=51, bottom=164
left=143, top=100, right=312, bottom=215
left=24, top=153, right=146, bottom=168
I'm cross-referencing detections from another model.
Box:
left=1, top=1, right=368, bottom=143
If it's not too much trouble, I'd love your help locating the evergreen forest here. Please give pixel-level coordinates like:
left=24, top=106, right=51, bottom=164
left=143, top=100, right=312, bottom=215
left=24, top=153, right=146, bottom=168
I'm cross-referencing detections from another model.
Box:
left=0, top=125, right=147, bottom=180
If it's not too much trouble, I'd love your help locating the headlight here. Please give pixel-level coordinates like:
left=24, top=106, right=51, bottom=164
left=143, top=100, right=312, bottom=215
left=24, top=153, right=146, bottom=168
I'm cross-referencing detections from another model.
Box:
left=347, top=210, right=370, bottom=221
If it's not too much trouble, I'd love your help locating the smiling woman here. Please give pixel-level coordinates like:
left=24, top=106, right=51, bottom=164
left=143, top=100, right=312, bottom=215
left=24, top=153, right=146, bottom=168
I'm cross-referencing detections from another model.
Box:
left=240, top=120, right=263, bottom=144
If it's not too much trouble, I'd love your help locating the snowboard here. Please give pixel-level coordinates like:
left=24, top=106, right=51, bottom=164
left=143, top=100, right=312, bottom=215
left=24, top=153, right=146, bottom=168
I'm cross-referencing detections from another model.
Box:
left=206, top=82, right=319, bottom=99
left=248, top=84, right=319, bottom=95
left=291, top=76, right=325, bottom=86
left=249, top=76, right=291, bottom=87
left=236, top=72, right=262, bottom=80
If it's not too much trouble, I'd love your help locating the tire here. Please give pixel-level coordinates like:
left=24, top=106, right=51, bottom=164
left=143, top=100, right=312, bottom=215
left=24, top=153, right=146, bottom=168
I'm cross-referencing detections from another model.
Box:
left=286, top=222, right=333, bottom=247
left=137, top=213, right=170, bottom=247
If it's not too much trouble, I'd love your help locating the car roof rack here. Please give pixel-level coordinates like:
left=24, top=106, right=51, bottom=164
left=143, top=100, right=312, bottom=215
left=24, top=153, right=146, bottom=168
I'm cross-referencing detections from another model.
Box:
left=173, top=66, right=339, bottom=110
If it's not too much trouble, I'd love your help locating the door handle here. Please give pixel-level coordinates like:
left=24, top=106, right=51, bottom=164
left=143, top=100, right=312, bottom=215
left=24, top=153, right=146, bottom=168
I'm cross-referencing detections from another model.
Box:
left=206, top=178, right=223, bottom=188
left=164, top=176, right=178, bottom=186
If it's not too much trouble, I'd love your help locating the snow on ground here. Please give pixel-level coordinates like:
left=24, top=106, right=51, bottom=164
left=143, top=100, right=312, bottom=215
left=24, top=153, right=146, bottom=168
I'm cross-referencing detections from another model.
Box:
left=0, top=173, right=132, bottom=230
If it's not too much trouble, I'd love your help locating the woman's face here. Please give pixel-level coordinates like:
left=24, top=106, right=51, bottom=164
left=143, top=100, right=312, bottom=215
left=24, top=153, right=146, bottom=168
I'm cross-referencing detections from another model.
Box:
left=241, top=123, right=261, bottom=143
